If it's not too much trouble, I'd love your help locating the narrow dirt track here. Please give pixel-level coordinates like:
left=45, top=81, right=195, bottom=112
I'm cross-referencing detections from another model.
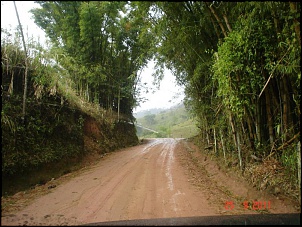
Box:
left=1, top=138, right=299, bottom=226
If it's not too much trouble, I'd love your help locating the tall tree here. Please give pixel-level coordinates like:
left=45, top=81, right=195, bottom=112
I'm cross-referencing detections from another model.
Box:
left=133, top=1, right=300, bottom=166
left=14, top=1, right=29, bottom=124
left=31, top=1, right=154, bottom=120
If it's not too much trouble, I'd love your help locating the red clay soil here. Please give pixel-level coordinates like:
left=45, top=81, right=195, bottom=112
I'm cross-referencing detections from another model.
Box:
left=1, top=138, right=299, bottom=226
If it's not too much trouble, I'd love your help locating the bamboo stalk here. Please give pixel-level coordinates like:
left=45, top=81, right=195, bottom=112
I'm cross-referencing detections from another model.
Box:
left=206, top=2, right=227, bottom=37
left=258, top=47, right=290, bottom=98
left=236, top=131, right=242, bottom=169
left=297, top=141, right=301, bottom=202
left=222, top=13, right=232, bottom=33
left=220, top=129, right=226, bottom=163
left=276, top=132, right=300, bottom=151
left=214, top=127, right=217, bottom=156
left=13, top=1, right=28, bottom=124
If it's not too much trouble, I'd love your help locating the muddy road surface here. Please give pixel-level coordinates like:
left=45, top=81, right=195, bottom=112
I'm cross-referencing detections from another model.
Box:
left=1, top=138, right=299, bottom=225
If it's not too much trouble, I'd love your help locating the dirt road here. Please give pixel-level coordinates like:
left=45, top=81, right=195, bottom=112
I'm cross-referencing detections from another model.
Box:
left=1, top=138, right=299, bottom=226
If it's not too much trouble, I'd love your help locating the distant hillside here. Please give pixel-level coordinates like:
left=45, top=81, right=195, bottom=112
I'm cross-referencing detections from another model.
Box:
left=133, top=107, right=166, bottom=119
left=135, top=103, right=199, bottom=138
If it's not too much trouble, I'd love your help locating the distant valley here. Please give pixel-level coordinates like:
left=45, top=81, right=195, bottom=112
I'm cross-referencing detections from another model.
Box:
left=134, top=103, right=199, bottom=138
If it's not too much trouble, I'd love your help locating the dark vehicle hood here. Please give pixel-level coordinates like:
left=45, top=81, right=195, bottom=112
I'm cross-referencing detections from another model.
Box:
left=82, top=213, right=300, bottom=226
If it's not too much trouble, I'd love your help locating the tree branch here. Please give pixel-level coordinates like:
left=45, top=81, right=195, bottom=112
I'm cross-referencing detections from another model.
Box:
left=258, top=47, right=291, bottom=98
left=205, top=2, right=227, bottom=38
left=277, top=132, right=300, bottom=151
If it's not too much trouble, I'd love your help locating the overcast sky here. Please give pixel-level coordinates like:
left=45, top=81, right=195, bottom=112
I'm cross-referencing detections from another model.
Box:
left=1, top=1, right=185, bottom=113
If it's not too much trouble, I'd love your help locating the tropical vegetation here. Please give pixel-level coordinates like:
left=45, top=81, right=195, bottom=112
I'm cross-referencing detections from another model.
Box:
left=2, top=1, right=300, bottom=199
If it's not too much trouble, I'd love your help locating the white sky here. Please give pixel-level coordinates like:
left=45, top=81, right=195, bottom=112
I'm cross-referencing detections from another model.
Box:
left=1, top=1, right=185, bottom=113
left=1, top=1, right=47, bottom=44
left=135, top=61, right=185, bottom=113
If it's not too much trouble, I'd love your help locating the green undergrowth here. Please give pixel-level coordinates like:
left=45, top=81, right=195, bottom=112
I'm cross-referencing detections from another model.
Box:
left=189, top=134, right=301, bottom=211
left=2, top=93, right=138, bottom=197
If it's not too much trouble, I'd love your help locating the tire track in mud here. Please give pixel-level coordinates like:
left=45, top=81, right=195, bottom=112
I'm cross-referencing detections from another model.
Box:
left=1, top=138, right=218, bottom=226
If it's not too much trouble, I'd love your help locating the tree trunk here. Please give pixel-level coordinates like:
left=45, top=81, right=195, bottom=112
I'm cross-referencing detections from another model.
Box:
left=241, top=120, right=251, bottom=149
left=8, top=71, right=14, bottom=95
left=228, top=111, right=243, bottom=169
left=220, top=128, right=226, bottom=163
left=79, top=79, right=82, bottom=97
left=14, top=1, right=28, bottom=124
left=255, top=100, right=261, bottom=144
left=289, top=2, right=301, bottom=46
left=244, top=105, right=255, bottom=150
left=236, top=130, right=242, bottom=169
left=271, top=6, right=281, bottom=37
left=86, top=83, right=89, bottom=102
left=229, top=112, right=238, bottom=151
left=222, top=13, right=232, bottom=33
left=117, top=86, right=120, bottom=121
left=277, top=80, right=284, bottom=144
left=206, top=128, right=210, bottom=146
left=205, top=2, right=228, bottom=38
left=214, top=127, right=217, bottom=156
left=265, top=88, right=275, bottom=146
left=297, top=141, right=301, bottom=202
left=281, top=76, right=289, bottom=141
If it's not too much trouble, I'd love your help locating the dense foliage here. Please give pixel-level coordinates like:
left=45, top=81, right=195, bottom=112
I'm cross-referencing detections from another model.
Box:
left=1, top=28, right=85, bottom=177
left=30, top=1, right=154, bottom=120
left=2, top=1, right=300, bottom=197
left=135, top=104, right=198, bottom=138
left=129, top=2, right=300, bottom=194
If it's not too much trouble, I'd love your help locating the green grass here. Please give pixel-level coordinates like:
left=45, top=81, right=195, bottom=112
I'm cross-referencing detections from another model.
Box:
left=135, top=104, right=199, bottom=138
left=170, top=118, right=199, bottom=138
